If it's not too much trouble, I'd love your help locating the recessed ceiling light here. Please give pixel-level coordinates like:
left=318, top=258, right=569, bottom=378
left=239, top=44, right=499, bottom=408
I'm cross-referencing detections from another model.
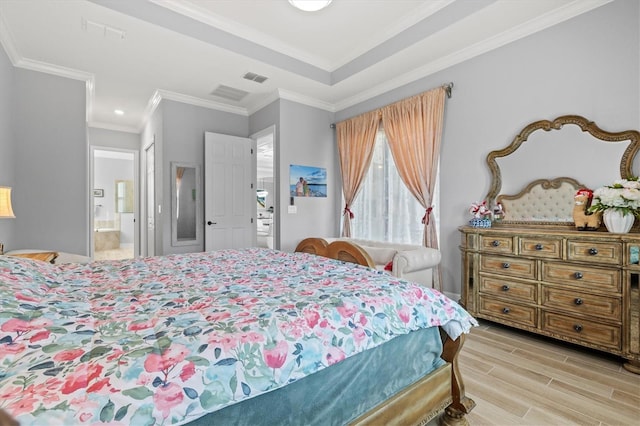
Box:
left=288, top=0, right=332, bottom=12
left=114, top=109, right=124, bottom=115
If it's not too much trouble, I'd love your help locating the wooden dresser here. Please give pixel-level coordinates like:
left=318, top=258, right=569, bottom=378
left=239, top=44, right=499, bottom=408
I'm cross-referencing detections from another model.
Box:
left=459, top=225, right=640, bottom=372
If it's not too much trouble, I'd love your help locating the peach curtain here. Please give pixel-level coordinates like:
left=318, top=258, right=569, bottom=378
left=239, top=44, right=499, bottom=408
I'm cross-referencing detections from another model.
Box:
left=336, top=111, right=380, bottom=237
left=381, top=87, right=446, bottom=288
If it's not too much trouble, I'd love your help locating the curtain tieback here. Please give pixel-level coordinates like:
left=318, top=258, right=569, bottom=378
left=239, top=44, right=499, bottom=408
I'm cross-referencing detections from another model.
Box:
left=421, top=206, right=433, bottom=225
left=344, top=204, right=354, bottom=219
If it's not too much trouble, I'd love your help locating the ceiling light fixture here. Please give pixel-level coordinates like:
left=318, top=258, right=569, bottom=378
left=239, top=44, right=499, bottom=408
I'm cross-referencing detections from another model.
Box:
left=288, top=0, right=332, bottom=12
left=114, top=109, right=124, bottom=115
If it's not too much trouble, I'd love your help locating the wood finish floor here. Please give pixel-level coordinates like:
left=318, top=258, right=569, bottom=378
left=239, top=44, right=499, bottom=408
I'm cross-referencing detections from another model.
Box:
left=460, top=321, right=640, bottom=425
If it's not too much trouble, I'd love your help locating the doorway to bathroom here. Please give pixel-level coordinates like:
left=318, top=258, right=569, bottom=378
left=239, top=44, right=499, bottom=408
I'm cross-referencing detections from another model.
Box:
left=91, top=148, right=138, bottom=260
left=253, top=126, right=276, bottom=250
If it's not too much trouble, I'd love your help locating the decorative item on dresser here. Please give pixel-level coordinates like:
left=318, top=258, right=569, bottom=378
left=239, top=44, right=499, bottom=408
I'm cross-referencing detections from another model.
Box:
left=459, top=115, right=640, bottom=373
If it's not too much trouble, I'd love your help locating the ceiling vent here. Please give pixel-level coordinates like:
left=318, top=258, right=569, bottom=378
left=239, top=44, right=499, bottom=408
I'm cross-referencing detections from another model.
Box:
left=243, top=72, right=268, bottom=84
left=81, top=17, right=126, bottom=40
left=210, top=85, right=249, bottom=102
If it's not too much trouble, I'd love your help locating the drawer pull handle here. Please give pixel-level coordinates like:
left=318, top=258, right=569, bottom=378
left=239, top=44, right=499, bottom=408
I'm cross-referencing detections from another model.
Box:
left=589, top=248, right=598, bottom=255
left=574, top=272, right=583, bottom=279
left=502, top=285, right=510, bottom=291
left=535, top=244, right=543, bottom=250
left=502, top=263, right=510, bottom=269
left=574, top=298, right=583, bottom=305
left=502, top=307, right=510, bottom=314
left=492, top=240, right=500, bottom=247
left=573, top=324, right=583, bottom=333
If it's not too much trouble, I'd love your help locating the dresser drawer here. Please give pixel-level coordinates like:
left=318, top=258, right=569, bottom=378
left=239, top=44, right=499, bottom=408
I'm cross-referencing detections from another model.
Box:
left=541, top=311, right=621, bottom=350
left=541, top=286, right=621, bottom=320
left=480, top=255, right=536, bottom=280
left=479, top=235, right=515, bottom=254
left=479, top=275, right=537, bottom=303
left=541, top=262, right=620, bottom=292
left=519, top=237, right=563, bottom=259
left=567, top=240, right=622, bottom=265
left=478, top=296, right=537, bottom=327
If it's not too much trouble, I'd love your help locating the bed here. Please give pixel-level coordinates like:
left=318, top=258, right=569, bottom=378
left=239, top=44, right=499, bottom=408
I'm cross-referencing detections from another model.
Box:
left=0, top=247, right=477, bottom=425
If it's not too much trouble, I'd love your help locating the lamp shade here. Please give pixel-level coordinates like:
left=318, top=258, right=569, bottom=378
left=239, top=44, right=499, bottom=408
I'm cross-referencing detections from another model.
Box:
left=0, top=186, right=15, bottom=218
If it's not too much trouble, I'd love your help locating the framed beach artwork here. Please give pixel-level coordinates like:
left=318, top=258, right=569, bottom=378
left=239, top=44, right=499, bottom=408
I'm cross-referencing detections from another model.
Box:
left=289, top=164, right=327, bottom=197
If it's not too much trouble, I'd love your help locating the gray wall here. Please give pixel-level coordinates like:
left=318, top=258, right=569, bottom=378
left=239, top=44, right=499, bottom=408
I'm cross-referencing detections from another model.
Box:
left=89, top=127, right=140, bottom=151
left=141, top=103, right=164, bottom=257
left=278, top=99, right=338, bottom=252
left=0, top=43, right=15, bottom=250
left=250, top=100, right=280, bottom=248
left=160, top=99, right=249, bottom=255
left=336, top=0, right=639, bottom=296
left=12, top=69, right=88, bottom=254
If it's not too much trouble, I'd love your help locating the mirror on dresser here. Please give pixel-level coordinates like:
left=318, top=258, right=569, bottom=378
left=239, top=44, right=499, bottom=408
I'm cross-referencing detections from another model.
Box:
left=460, top=115, right=640, bottom=373
left=485, top=115, right=640, bottom=225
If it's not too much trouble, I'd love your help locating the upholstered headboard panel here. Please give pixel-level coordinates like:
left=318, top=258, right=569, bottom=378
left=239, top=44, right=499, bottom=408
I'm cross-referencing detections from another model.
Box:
left=497, top=178, right=584, bottom=223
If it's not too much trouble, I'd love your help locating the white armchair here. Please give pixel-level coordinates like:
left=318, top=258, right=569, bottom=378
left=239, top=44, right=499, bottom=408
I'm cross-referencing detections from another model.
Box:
left=320, top=238, right=441, bottom=288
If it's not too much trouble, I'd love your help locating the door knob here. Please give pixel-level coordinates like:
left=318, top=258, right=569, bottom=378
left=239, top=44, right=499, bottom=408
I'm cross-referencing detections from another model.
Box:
left=207, top=221, right=217, bottom=226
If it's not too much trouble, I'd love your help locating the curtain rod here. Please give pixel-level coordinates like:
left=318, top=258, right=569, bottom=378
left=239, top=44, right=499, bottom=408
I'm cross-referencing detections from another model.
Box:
left=330, top=82, right=454, bottom=129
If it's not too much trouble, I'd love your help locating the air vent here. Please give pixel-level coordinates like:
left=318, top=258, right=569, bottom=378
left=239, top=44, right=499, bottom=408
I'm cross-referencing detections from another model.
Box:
left=243, top=72, right=268, bottom=84
left=210, top=85, right=249, bottom=102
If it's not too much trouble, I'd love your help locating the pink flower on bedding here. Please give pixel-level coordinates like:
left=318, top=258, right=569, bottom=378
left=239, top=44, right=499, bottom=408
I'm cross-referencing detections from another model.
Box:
left=207, top=334, right=237, bottom=351
left=15, top=292, right=39, bottom=302
left=238, top=331, right=264, bottom=344
left=263, top=340, right=288, bottom=369
left=154, top=382, right=184, bottom=418
left=206, top=311, right=231, bottom=322
left=336, top=302, right=358, bottom=319
left=352, top=327, right=367, bottom=345
left=106, top=348, right=125, bottom=362
left=53, top=348, right=85, bottom=362
left=0, top=385, right=21, bottom=400
left=86, top=377, right=113, bottom=394
left=0, top=342, right=26, bottom=356
left=29, top=329, right=50, bottom=343
left=127, top=318, right=158, bottom=331
left=398, top=305, right=412, bottom=324
left=144, top=344, right=189, bottom=374
left=61, top=363, right=104, bottom=394
left=1, top=317, right=52, bottom=334
left=325, top=346, right=345, bottom=366
left=304, top=310, right=320, bottom=329
left=7, top=396, right=37, bottom=416
left=179, top=361, right=195, bottom=381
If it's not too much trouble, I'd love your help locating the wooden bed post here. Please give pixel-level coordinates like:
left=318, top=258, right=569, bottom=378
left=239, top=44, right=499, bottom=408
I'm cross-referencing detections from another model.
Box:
left=439, top=332, right=476, bottom=426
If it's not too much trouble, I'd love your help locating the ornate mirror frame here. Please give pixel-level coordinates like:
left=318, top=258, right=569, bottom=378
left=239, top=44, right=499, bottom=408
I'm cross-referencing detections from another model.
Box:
left=485, top=115, right=640, bottom=226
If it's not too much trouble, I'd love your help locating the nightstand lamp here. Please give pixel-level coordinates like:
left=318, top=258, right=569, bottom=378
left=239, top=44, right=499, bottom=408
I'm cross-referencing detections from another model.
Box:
left=0, top=186, right=15, bottom=255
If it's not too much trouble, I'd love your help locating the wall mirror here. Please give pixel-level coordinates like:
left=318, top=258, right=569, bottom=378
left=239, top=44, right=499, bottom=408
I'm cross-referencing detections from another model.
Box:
left=171, top=162, right=202, bottom=246
left=115, top=180, right=134, bottom=213
left=486, top=115, right=640, bottom=225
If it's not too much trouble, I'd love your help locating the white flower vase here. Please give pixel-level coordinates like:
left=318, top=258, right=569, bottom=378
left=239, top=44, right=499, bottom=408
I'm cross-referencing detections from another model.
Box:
left=603, top=210, right=635, bottom=233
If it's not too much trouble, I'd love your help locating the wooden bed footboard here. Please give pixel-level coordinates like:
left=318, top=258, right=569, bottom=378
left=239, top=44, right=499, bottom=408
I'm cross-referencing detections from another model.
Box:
left=351, top=328, right=475, bottom=426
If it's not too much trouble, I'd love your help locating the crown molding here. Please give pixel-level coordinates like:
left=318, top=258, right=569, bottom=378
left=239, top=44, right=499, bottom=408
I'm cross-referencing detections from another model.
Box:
left=328, top=0, right=454, bottom=72
left=276, top=89, right=335, bottom=112
left=89, top=121, right=140, bottom=134
left=150, top=0, right=332, bottom=71
left=0, top=7, right=21, bottom=65
left=139, top=90, right=164, bottom=132
left=158, top=89, right=248, bottom=116
left=335, top=0, right=613, bottom=112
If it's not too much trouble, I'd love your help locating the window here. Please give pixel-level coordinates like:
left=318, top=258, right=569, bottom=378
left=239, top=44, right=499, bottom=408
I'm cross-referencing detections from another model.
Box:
left=349, top=129, right=439, bottom=245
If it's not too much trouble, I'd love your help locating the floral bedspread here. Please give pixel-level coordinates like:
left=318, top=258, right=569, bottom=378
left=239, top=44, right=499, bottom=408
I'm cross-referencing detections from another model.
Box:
left=0, top=248, right=477, bottom=425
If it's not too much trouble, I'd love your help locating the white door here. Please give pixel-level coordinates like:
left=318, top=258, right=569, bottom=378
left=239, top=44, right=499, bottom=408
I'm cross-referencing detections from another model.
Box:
left=204, top=132, right=256, bottom=251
